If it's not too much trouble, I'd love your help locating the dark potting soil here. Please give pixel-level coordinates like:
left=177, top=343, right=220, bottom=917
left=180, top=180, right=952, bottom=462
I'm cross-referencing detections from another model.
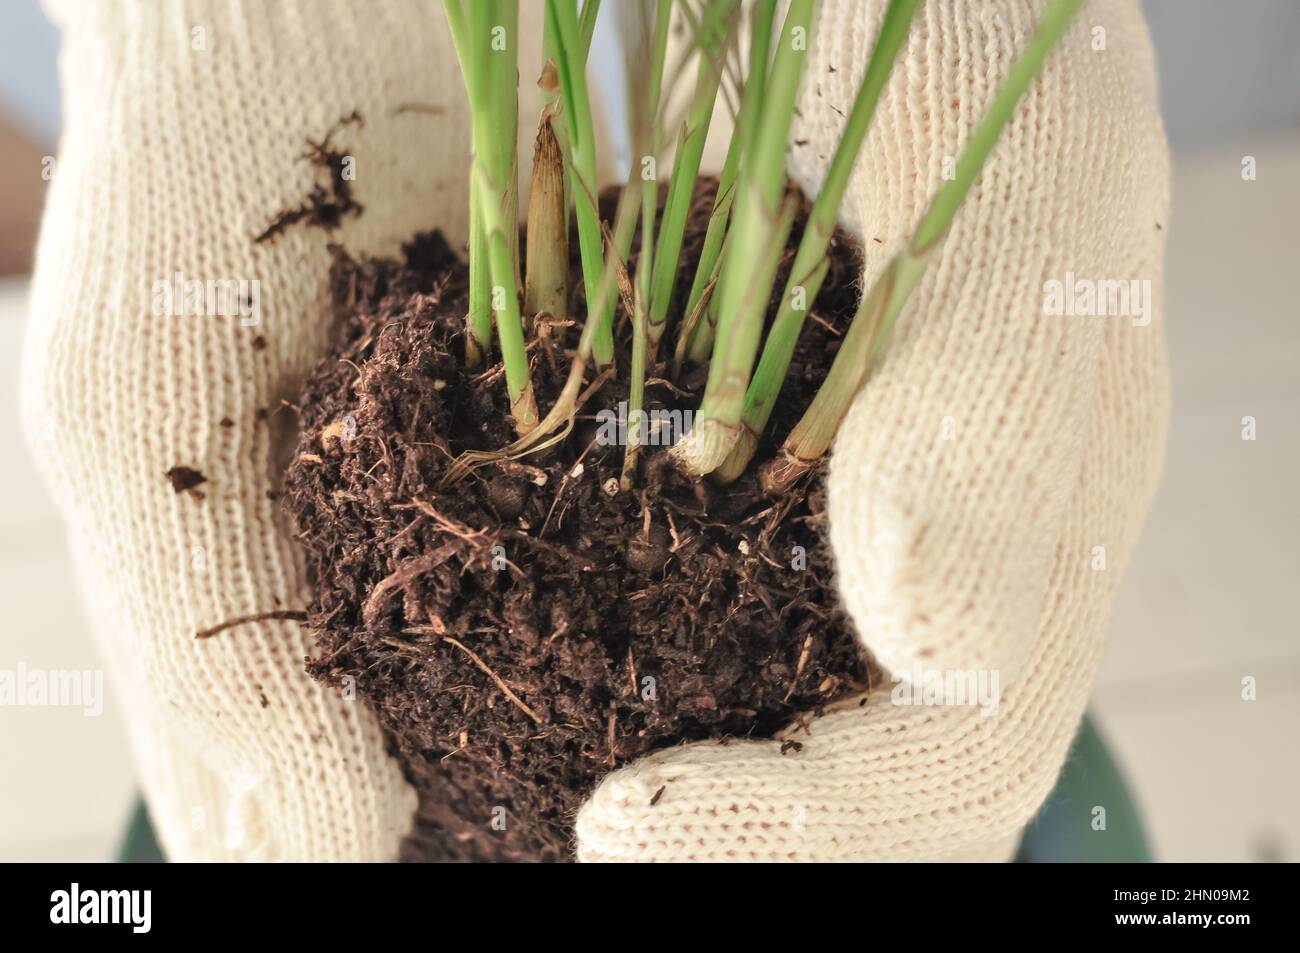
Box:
left=282, top=180, right=877, bottom=862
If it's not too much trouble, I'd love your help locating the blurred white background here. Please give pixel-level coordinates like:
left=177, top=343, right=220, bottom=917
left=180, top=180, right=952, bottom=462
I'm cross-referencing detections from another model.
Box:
left=1, top=0, right=1296, bottom=861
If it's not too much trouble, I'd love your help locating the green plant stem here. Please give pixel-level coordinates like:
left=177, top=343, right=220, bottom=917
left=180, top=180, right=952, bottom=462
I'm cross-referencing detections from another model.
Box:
left=672, top=192, right=729, bottom=375
left=765, top=0, right=1083, bottom=493
left=645, top=0, right=737, bottom=356
left=546, top=0, right=611, bottom=366
left=444, top=2, right=493, bottom=366
left=451, top=0, right=538, bottom=433
left=622, top=278, right=650, bottom=489
left=543, top=0, right=601, bottom=244
left=714, top=0, right=919, bottom=482
left=621, top=0, right=672, bottom=489
left=465, top=171, right=493, bottom=366
left=503, top=43, right=521, bottom=292
left=677, top=0, right=776, bottom=372
left=674, top=0, right=815, bottom=476
left=579, top=0, right=601, bottom=60
left=761, top=249, right=926, bottom=494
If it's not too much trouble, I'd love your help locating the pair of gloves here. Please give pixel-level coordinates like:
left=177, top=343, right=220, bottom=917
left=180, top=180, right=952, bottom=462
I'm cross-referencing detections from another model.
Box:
left=21, top=0, right=1169, bottom=861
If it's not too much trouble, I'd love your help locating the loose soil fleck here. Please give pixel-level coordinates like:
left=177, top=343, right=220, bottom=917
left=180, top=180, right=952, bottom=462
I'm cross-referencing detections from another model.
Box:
left=254, top=111, right=364, bottom=244
left=194, top=609, right=307, bottom=641
left=165, top=466, right=206, bottom=495
left=283, top=179, right=877, bottom=862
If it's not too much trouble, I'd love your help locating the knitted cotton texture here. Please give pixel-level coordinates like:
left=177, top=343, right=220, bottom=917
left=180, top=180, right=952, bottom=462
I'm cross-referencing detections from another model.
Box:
left=22, top=0, right=547, bottom=862
left=22, top=0, right=1169, bottom=862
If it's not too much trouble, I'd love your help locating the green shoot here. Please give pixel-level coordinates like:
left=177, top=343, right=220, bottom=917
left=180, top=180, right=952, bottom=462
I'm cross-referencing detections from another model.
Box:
left=546, top=0, right=611, bottom=366
left=671, top=0, right=815, bottom=477
left=760, top=249, right=925, bottom=494
left=445, top=0, right=538, bottom=433
left=444, top=4, right=493, bottom=367
left=763, top=0, right=1084, bottom=493
left=534, top=0, right=599, bottom=331
left=465, top=170, right=493, bottom=367
left=713, top=0, right=919, bottom=483
left=579, top=0, right=601, bottom=60
left=644, top=0, right=739, bottom=355
left=622, top=0, right=673, bottom=490
left=439, top=0, right=1080, bottom=502
left=673, top=0, right=776, bottom=375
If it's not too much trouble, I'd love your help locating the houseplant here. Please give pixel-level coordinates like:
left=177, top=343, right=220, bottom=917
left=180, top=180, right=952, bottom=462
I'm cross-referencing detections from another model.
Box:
left=282, top=0, right=1083, bottom=861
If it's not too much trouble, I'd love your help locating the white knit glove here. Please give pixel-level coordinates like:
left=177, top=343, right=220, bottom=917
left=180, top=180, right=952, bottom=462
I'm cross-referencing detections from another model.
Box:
left=23, top=0, right=1168, bottom=863
left=574, top=0, right=1170, bottom=862
left=20, top=0, right=538, bottom=862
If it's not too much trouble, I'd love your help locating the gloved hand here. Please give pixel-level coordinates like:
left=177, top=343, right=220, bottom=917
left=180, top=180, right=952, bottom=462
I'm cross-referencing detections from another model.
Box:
left=20, top=0, right=547, bottom=861
left=22, top=0, right=1169, bottom=864
left=574, top=0, right=1170, bottom=861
